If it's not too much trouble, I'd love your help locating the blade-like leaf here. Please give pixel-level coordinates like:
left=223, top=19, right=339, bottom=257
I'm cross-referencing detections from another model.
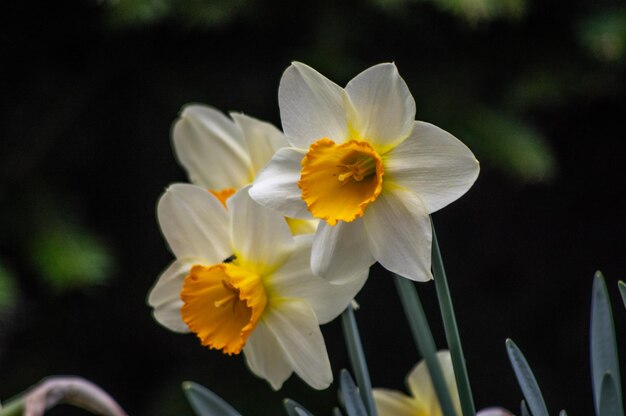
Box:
left=394, top=275, right=457, bottom=416
left=333, top=408, right=345, bottom=416
left=341, top=305, right=377, bottom=416
left=591, top=272, right=623, bottom=415
left=617, top=281, right=626, bottom=310
left=182, top=381, right=242, bottom=416
left=284, top=398, right=315, bottom=416
left=506, top=339, right=549, bottom=416
left=339, top=370, right=368, bottom=416
left=520, top=400, right=530, bottom=416
left=559, top=410, right=568, bottom=416
left=599, top=371, right=621, bottom=416
left=431, top=225, right=476, bottom=416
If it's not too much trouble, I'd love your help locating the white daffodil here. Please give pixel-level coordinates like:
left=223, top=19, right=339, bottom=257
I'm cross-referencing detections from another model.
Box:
left=172, top=104, right=316, bottom=234
left=373, top=351, right=512, bottom=416
left=250, top=63, right=479, bottom=281
left=147, top=184, right=367, bottom=390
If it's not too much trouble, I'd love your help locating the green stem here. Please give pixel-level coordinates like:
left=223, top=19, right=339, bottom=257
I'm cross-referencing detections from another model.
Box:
left=0, top=397, right=24, bottom=416
left=432, top=224, right=476, bottom=416
left=341, top=306, right=377, bottom=416
left=393, top=275, right=457, bottom=416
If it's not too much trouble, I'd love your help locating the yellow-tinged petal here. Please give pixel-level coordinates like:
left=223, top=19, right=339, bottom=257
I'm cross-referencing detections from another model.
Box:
left=181, top=263, right=267, bottom=355
left=373, top=351, right=461, bottom=416
left=373, top=389, right=425, bottom=416
left=285, top=217, right=318, bottom=235
left=298, top=138, right=383, bottom=225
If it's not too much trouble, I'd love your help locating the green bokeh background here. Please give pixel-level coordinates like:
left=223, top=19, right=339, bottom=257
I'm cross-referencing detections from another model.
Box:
left=1, top=0, right=625, bottom=414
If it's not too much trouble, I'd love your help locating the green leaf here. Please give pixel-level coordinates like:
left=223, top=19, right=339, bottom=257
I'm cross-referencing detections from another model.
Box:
left=506, top=339, right=548, bottom=416
left=341, top=304, right=377, bottom=416
left=283, top=399, right=314, bottom=416
left=339, top=370, right=368, bottom=416
left=591, top=272, right=623, bottom=415
left=432, top=224, right=476, bottom=416
left=520, top=400, right=530, bottom=416
left=182, top=381, right=241, bottom=416
left=333, top=408, right=344, bottom=416
left=599, top=372, right=622, bottom=416
left=560, top=410, right=568, bottom=416
left=394, top=276, right=457, bottom=416
left=617, top=281, right=626, bottom=309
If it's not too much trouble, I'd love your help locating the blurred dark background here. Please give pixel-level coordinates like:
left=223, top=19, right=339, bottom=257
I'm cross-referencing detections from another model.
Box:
left=1, top=0, right=625, bottom=414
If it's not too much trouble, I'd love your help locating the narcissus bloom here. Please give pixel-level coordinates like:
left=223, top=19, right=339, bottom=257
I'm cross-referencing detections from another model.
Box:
left=373, top=351, right=461, bottom=416
left=250, top=63, right=479, bottom=281
left=173, top=104, right=316, bottom=234
left=373, top=351, right=512, bottom=416
left=147, top=184, right=366, bottom=390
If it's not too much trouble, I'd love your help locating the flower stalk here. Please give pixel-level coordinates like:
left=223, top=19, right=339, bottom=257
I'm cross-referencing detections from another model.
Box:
left=432, top=223, right=476, bottom=416
left=393, top=274, right=458, bottom=416
left=341, top=305, right=377, bottom=416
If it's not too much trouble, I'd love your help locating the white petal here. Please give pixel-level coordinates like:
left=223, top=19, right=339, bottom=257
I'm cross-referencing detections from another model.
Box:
left=311, top=219, right=375, bottom=283
left=384, top=121, right=479, bottom=213
left=345, top=63, right=416, bottom=150
left=249, top=148, right=313, bottom=219
left=172, top=104, right=252, bottom=189
left=373, top=389, right=419, bottom=416
left=243, top=320, right=293, bottom=390
left=227, top=186, right=295, bottom=273
left=157, top=184, right=231, bottom=261
left=407, top=351, right=461, bottom=415
left=230, top=112, right=288, bottom=174
left=279, top=62, right=349, bottom=148
left=264, top=299, right=332, bottom=390
left=147, top=259, right=195, bottom=333
left=270, top=235, right=368, bottom=324
left=364, top=187, right=433, bottom=281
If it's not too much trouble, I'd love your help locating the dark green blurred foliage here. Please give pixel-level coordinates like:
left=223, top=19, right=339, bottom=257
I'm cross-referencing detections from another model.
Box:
left=105, top=0, right=248, bottom=29
left=0, top=262, right=17, bottom=312
left=371, top=0, right=526, bottom=21
left=29, top=217, right=112, bottom=291
left=579, top=9, right=626, bottom=64
left=0, top=189, right=114, bottom=293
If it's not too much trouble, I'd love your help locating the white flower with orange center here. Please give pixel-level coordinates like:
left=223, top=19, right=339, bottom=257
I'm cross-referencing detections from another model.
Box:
left=250, top=62, right=479, bottom=281
left=147, top=184, right=366, bottom=390
left=172, top=104, right=316, bottom=234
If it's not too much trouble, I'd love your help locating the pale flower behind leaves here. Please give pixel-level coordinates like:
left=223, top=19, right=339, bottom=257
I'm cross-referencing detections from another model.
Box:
left=373, top=351, right=512, bottom=416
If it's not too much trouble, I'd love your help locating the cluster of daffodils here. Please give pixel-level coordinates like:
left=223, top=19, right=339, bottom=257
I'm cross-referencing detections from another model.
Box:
left=147, top=62, right=479, bottom=392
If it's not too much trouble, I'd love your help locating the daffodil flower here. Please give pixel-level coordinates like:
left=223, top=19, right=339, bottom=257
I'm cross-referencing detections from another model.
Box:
left=250, top=63, right=479, bottom=281
left=147, top=184, right=367, bottom=390
left=373, top=351, right=512, bottom=416
left=172, top=104, right=316, bottom=234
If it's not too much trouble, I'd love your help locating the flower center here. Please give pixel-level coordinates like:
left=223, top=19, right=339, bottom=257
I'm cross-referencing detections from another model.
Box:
left=181, top=262, right=267, bottom=355
left=298, top=138, right=383, bottom=226
left=209, top=188, right=237, bottom=207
